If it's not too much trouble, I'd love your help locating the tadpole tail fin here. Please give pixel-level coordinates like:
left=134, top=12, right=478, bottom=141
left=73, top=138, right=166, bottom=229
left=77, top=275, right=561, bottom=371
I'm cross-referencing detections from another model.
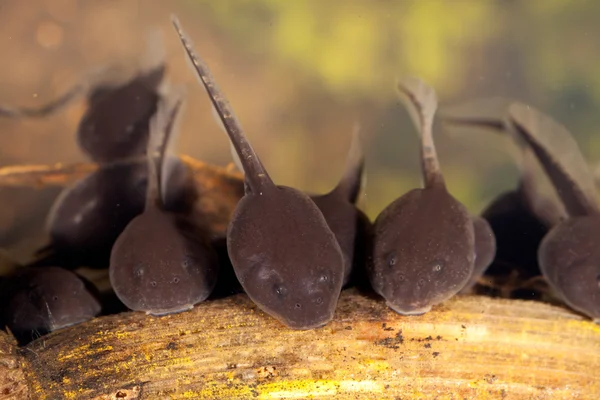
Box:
left=172, top=15, right=272, bottom=193
left=210, top=104, right=245, bottom=174
left=508, top=103, right=599, bottom=217
left=0, top=84, right=84, bottom=119
left=332, top=123, right=365, bottom=204
left=396, top=77, right=443, bottom=189
left=145, top=88, right=185, bottom=210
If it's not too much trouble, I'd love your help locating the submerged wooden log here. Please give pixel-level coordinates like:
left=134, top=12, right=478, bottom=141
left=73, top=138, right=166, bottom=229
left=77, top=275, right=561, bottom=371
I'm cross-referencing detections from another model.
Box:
left=0, top=289, right=596, bottom=399
left=1, top=157, right=599, bottom=399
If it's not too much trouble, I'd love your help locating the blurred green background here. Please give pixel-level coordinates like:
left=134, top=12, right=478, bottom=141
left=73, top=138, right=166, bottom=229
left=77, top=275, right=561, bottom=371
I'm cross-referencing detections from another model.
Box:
left=1, top=0, right=600, bottom=261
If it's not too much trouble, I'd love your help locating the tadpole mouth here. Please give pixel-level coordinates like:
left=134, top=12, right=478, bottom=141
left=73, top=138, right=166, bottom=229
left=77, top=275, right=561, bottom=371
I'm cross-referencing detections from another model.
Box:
left=386, top=301, right=432, bottom=316
left=50, top=316, right=93, bottom=332
left=145, top=303, right=194, bottom=317
left=278, top=309, right=336, bottom=330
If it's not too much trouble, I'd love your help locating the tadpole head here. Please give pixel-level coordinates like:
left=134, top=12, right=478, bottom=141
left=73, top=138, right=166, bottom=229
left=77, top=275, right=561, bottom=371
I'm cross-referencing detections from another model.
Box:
left=243, top=261, right=341, bottom=329
left=5, top=267, right=101, bottom=337
left=370, top=188, right=475, bottom=315
left=47, top=162, right=148, bottom=255
left=227, top=187, right=345, bottom=330
left=109, top=208, right=219, bottom=315
left=539, top=216, right=600, bottom=319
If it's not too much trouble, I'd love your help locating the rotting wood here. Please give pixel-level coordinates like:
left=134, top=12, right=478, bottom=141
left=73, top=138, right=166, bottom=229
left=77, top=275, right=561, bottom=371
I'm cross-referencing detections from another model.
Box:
left=0, top=290, right=597, bottom=399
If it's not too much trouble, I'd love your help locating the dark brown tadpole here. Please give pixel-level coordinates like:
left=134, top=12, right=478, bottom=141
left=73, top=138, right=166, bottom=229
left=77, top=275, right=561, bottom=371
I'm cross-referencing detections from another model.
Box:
left=507, top=103, right=600, bottom=321
left=369, top=77, right=475, bottom=315
left=77, top=33, right=166, bottom=163
left=477, top=188, right=549, bottom=297
left=0, top=266, right=101, bottom=344
left=109, top=92, right=219, bottom=316
left=172, top=16, right=344, bottom=330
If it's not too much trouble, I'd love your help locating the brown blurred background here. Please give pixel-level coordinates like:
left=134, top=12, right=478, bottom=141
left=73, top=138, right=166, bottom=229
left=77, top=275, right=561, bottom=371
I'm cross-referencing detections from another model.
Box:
left=1, top=0, right=600, bottom=262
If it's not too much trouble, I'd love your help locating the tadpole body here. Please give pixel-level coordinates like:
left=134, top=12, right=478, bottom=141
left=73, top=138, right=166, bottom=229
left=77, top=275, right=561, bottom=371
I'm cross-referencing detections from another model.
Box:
left=478, top=189, right=549, bottom=294
left=0, top=266, right=101, bottom=344
left=109, top=92, right=219, bottom=315
left=173, top=17, right=344, bottom=330
left=369, top=77, right=475, bottom=315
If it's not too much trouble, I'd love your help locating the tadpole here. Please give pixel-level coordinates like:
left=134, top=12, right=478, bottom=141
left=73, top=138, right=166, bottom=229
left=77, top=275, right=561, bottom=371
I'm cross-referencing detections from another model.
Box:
left=369, top=77, right=475, bottom=315
left=0, top=266, right=101, bottom=344
left=109, top=90, right=219, bottom=315
left=172, top=16, right=344, bottom=330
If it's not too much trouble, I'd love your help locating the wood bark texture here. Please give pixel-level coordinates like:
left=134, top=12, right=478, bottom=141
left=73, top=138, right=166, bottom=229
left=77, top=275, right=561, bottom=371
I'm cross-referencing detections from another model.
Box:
left=0, top=158, right=598, bottom=399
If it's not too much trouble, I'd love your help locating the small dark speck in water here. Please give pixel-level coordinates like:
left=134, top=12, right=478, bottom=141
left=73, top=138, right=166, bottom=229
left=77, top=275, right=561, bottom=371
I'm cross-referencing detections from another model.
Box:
left=432, top=352, right=440, bottom=357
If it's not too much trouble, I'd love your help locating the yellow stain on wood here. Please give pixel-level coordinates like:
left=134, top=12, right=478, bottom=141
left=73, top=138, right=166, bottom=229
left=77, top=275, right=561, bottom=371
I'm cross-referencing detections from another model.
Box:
left=2, top=290, right=596, bottom=399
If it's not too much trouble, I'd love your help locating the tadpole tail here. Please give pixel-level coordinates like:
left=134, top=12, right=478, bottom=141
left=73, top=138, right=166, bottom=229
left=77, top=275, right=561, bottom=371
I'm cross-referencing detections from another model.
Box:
left=0, top=83, right=84, bottom=119
left=440, top=116, right=506, bottom=133
left=332, top=122, right=365, bottom=204
left=145, top=90, right=185, bottom=210
left=508, top=102, right=599, bottom=218
left=210, top=104, right=245, bottom=175
left=171, top=15, right=272, bottom=193
left=396, top=77, right=444, bottom=189
left=438, top=97, right=513, bottom=134
left=518, top=146, right=568, bottom=227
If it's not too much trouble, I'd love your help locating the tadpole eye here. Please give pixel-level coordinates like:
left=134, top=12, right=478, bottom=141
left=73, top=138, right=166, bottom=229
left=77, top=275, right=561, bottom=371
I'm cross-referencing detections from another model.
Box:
left=386, top=253, right=397, bottom=267
left=596, top=274, right=600, bottom=288
left=319, top=275, right=328, bottom=283
left=150, top=281, right=157, bottom=287
left=274, top=284, right=287, bottom=297
left=52, top=296, right=59, bottom=301
left=294, top=303, right=302, bottom=309
left=417, top=278, right=426, bottom=288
